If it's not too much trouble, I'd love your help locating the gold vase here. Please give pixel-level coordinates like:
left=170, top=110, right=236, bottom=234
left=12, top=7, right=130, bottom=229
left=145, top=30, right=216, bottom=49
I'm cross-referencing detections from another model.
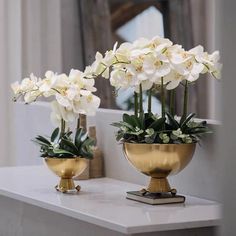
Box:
left=123, top=143, right=196, bottom=195
left=44, top=157, right=87, bottom=193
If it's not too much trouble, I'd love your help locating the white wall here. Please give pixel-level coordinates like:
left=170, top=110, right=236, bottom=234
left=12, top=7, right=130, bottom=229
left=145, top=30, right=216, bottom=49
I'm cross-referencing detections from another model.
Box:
left=216, top=0, right=236, bottom=235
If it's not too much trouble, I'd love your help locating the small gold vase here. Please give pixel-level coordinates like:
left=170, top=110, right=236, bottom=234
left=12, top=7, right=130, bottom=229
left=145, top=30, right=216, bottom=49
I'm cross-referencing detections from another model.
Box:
left=123, top=143, right=196, bottom=195
left=44, top=157, right=87, bottom=193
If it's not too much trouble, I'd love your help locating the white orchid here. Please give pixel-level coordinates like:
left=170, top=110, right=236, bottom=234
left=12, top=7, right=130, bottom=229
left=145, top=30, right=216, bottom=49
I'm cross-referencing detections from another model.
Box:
left=188, top=46, right=222, bottom=79
left=200, top=51, right=222, bottom=79
left=50, top=101, right=76, bottom=127
left=11, top=73, right=41, bottom=102
left=135, top=80, right=153, bottom=93
left=38, top=71, right=57, bottom=93
left=173, top=56, right=204, bottom=82
left=110, top=69, right=133, bottom=89
left=163, top=70, right=185, bottom=90
left=23, top=73, right=38, bottom=88
left=149, top=36, right=173, bottom=54
left=90, top=52, right=111, bottom=79
left=11, top=81, right=22, bottom=95
left=69, top=69, right=97, bottom=92
left=142, top=54, right=171, bottom=83
left=11, top=69, right=101, bottom=127
left=73, top=92, right=100, bottom=116
left=24, top=90, right=42, bottom=103
left=114, top=42, right=132, bottom=63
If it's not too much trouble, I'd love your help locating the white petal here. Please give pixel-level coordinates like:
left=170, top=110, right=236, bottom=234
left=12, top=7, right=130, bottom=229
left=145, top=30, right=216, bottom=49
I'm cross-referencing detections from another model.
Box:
left=102, top=67, right=110, bottom=79
left=95, top=52, right=103, bottom=61
left=11, top=81, right=21, bottom=94
left=45, top=71, right=54, bottom=78
left=80, top=90, right=91, bottom=96
left=155, top=64, right=171, bottom=77
left=189, top=45, right=204, bottom=55
left=166, top=80, right=181, bottom=90
left=187, top=74, right=199, bottom=82
left=113, top=42, right=118, bottom=52
left=137, top=73, right=148, bottom=81
left=141, top=80, right=153, bottom=91
left=191, top=63, right=204, bottom=75
left=55, top=93, right=71, bottom=107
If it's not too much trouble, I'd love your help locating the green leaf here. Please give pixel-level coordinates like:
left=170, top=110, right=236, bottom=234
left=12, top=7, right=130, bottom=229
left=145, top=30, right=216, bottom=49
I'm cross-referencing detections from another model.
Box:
left=148, top=117, right=166, bottom=130
left=35, top=136, right=51, bottom=145
left=188, top=127, right=212, bottom=134
left=180, top=113, right=196, bottom=128
left=116, top=131, right=124, bottom=141
left=138, top=112, right=145, bottom=130
left=81, top=132, right=88, bottom=143
left=80, top=139, right=95, bottom=159
left=74, top=128, right=84, bottom=148
left=32, top=139, right=50, bottom=148
left=111, top=122, right=123, bottom=128
left=53, top=149, right=75, bottom=156
left=144, top=113, right=156, bottom=128
left=61, top=138, right=79, bottom=155
left=51, top=128, right=59, bottom=142
left=123, top=113, right=132, bottom=123
left=112, top=121, right=135, bottom=131
left=64, top=130, right=73, bottom=138
left=166, top=112, right=180, bottom=129
left=123, top=113, right=142, bottom=128
left=130, top=115, right=142, bottom=128
left=82, top=138, right=95, bottom=147
left=80, top=149, right=93, bottom=159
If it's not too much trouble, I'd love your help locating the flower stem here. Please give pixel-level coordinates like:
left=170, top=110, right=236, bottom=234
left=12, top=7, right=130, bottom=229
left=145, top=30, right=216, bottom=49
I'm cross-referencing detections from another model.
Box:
left=182, top=80, right=189, bottom=121
left=148, top=88, right=152, bottom=114
left=60, top=119, right=66, bottom=138
left=139, top=84, right=143, bottom=116
left=169, top=90, right=175, bottom=116
left=134, top=92, right=138, bottom=117
left=161, top=77, right=166, bottom=130
left=79, top=114, right=87, bottom=132
left=161, top=77, right=165, bottom=119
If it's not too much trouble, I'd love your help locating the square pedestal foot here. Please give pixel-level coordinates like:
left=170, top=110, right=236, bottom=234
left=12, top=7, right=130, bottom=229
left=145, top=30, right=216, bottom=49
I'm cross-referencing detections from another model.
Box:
left=126, top=191, right=185, bottom=205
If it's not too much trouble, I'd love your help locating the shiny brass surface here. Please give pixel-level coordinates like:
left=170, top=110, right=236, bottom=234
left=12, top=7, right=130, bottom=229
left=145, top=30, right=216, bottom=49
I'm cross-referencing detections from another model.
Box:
left=123, top=143, right=196, bottom=194
left=44, top=157, right=87, bottom=193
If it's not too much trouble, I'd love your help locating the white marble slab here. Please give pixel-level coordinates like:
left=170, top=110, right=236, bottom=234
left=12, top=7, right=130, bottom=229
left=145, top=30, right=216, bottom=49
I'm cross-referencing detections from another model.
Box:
left=0, top=165, right=220, bottom=234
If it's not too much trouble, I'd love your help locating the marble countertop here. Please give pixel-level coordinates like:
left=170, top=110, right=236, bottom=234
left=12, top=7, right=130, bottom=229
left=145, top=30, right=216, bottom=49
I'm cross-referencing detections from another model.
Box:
left=0, top=165, right=220, bottom=234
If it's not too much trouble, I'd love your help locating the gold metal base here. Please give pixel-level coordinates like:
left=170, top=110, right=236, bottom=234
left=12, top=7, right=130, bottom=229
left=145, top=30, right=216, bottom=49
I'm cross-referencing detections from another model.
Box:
left=55, top=178, right=81, bottom=193
left=123, top=143, right=196, bottom=197
left=44, top=157, right=87, bottom=193
left=141, top=177, right=177, bottom=196
left=147, top=177, right=171, bottom=193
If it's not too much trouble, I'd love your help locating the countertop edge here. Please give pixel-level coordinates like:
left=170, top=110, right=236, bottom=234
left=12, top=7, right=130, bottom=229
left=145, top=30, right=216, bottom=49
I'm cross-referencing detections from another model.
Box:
left=0, top=187, right=221, bottom=234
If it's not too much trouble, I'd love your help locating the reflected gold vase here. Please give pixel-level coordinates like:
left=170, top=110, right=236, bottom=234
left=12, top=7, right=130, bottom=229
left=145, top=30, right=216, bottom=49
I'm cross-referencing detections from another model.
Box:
left=44, top=157, right=87, bottom=193
left=123, top=143, right=196, bottom=195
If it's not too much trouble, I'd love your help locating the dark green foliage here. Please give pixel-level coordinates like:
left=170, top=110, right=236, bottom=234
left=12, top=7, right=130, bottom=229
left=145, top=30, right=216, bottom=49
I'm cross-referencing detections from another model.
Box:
left=33, top=128, right=95, bottom=159
left=111, top=112, right=211, bottom=144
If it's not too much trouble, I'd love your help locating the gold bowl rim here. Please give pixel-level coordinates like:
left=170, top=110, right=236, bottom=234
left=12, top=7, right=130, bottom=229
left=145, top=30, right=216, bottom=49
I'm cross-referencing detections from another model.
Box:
left=123, top=142, right=196, bottom=146
left=44, top=156, right=83, bottom=159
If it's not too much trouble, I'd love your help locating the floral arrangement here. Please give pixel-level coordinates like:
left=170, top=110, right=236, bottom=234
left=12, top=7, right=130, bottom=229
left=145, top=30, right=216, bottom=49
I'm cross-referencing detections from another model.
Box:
left=85, top=36, right=221, bottom=144
left=11, top=69, right=100, bottom=158
left=11, top=35, right=222, bottom=147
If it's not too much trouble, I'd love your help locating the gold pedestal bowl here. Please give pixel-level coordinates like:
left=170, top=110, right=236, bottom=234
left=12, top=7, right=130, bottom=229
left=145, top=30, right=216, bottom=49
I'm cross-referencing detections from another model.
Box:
left=44, top=157, right=87, bottom=193
left=123, top=143, right=196, bottom=195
